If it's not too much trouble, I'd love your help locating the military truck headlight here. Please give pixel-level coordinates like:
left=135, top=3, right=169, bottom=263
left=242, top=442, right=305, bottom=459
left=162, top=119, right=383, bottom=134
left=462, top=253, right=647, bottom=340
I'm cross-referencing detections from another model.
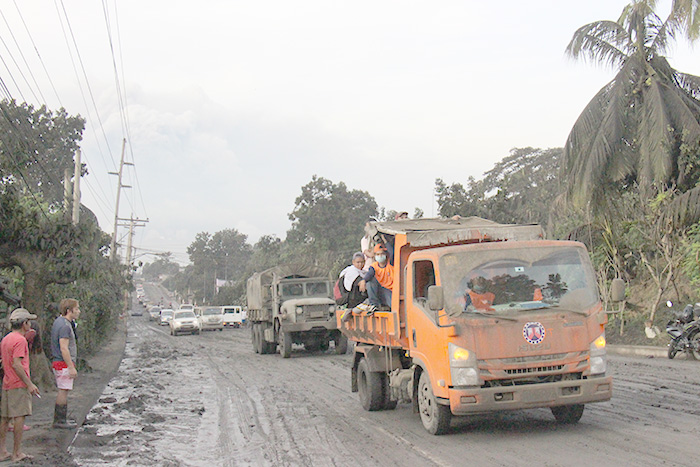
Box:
left=589, top=332, right=607, bottom=375
left=448, top=343, right=479, bottom=386
left=296, top=307, right=303, bottom=315
left=328, top=305, right=335, bottom=313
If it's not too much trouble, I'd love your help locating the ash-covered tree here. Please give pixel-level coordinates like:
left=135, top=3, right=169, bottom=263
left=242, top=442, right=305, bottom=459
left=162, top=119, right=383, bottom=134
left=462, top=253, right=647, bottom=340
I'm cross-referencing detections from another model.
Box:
left=287, top=175, right=378, bottom=262
left=435, top=147, right=563, bottom=231
left=142, top=253, right=180, bottom=281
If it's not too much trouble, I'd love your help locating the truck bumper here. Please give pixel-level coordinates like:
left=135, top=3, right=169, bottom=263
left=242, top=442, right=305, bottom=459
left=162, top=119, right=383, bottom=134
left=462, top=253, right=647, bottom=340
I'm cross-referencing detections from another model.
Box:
left=448, top=375, right=612, bottom=415
left=281, top=321, right=339, bottom=333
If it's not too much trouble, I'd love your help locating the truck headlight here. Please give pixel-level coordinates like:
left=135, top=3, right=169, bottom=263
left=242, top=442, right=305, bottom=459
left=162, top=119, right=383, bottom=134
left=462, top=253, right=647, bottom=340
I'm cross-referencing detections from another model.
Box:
left=448, top=343, right=479, bottom=386
left=589, top=332, right=607, bottom=375
left=296, top=307, right=303, bottom=315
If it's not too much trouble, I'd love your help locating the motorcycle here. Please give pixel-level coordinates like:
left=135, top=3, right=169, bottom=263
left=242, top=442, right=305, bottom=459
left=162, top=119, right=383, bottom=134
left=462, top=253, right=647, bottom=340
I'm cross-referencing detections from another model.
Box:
left=665, top=301, right=700, bottom=360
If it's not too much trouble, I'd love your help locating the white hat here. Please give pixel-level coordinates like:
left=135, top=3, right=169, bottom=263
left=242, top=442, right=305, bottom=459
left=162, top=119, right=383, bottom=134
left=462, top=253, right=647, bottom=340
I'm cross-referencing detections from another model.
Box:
left=10, top=308, right=37, bottom=322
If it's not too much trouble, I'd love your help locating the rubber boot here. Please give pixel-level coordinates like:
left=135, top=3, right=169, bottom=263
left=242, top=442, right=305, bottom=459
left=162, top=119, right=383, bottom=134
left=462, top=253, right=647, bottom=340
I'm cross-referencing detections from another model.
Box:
left=53, top=404, right=77, bottom=429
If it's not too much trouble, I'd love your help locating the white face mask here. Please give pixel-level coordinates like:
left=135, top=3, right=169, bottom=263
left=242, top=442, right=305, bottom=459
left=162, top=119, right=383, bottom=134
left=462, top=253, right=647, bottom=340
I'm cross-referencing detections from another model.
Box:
left=375, top=254, right=387, bottom=263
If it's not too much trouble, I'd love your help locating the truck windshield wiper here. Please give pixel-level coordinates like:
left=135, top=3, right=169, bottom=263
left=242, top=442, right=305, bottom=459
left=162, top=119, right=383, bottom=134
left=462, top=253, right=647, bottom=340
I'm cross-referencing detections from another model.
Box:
left=467, top=310, right=518, bottom=321
left=547, top=304, right=589, bottom=316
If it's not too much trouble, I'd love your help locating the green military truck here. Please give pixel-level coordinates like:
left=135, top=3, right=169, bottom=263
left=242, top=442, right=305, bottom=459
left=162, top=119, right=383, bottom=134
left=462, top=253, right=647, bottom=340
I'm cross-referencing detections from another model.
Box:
left=247, top=265, right=348, bottom=358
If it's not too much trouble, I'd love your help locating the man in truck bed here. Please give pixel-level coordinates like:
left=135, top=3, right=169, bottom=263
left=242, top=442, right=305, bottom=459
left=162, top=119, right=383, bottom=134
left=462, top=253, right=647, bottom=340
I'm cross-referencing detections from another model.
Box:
left=359, top=244, right=393, bottom=310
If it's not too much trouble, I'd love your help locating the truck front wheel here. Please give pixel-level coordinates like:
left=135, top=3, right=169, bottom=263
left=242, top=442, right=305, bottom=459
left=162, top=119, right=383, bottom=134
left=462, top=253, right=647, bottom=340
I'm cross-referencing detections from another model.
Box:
left=417, top=371, right=451, bottom=435
left=357, top=358, right=384, bottom=411
left=335, top=334, right=348, bottom=355
left=280, top=331, right=292, bottom=358
left=551, top=404, right=584, bottom=424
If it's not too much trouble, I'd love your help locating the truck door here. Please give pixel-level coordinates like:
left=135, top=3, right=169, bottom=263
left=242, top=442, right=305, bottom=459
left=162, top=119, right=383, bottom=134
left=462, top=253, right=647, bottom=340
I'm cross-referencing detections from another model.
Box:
left=407, top=258, right=451, bottom=400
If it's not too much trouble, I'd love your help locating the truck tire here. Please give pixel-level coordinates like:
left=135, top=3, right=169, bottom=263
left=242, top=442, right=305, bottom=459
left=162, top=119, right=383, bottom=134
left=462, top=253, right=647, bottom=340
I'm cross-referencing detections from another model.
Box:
left=417, top=371, right=451, bottom=435
left=357, top=358, right=384, bottom=411
left=251, top=323, right=258, bottom=353
left=254, top=324, right=263, bottom=354
left=280, top=331, right=292, bottom=358
left=381, top=374, right=397, bottom=410
left=319, top=340, right=330, bottom=352
left=335, top=334, right=348, bottom=355
left=260, top=323, right=276, bottom=354
left=551, top=404, right=584, bottom=424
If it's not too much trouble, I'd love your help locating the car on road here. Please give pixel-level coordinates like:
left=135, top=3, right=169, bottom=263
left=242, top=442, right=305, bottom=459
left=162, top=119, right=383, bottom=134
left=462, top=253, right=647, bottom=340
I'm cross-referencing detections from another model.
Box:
left=196, top=306, right=224, bottom=331
left=130, top=308, right=144, bottom=317
left=159, top=309, right=174, bottom=326
left=170, top=310, right=200, bottom=336
left=148, top=306, right=161, bottom=321
left=222, top=306, right=246, bottom=327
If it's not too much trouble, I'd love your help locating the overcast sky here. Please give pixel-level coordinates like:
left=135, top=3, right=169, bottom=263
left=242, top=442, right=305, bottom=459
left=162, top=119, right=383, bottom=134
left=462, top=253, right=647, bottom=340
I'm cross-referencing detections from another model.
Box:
left=1, top=1, right=698, bottom=265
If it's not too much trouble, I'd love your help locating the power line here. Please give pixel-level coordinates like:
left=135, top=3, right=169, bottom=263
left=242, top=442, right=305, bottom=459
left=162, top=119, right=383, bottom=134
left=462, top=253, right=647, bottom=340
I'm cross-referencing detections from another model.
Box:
left=10, top=0, right=63, bottom=107
left=0, top=9, right=46, bottom=103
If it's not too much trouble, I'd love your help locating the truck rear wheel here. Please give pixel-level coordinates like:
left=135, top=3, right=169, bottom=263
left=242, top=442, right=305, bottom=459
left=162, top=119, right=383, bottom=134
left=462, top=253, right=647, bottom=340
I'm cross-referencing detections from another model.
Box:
left=357, top=358, right=384, bottom=411
left=260, top=323, right=275, bottom=354
left=251, top=324, right=259, bottom=353
left=280, top=331, right=292, bottom=358
left=381, top=374, right=397, bottom=410
left=551, top=404, right=584, bottom=424
left=417, top=371, right=451, bottom=435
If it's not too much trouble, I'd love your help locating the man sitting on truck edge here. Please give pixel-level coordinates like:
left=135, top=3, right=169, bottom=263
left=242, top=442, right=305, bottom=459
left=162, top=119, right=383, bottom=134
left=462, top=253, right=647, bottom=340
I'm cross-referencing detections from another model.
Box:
left=339, top=253, right=369, bottom=321
left=359, top=244, right=393, bottom=311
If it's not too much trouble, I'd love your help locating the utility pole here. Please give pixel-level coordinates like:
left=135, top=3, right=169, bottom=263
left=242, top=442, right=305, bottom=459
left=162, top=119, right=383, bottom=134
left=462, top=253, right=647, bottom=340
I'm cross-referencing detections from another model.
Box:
left=63, top=167, right=72, bottom=218
left=72, top=149, right=81, bottom=225
left=117, top=215, right=148, bottom=269
left=109, top=139, right=132, bottom=260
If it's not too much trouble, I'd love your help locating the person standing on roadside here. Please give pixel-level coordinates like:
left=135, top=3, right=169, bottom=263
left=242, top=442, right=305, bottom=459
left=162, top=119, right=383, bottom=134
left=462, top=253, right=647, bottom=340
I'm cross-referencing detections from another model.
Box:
left=50, top=299, right=80, bottom=429
left=0, top=308, right=40, bottom=462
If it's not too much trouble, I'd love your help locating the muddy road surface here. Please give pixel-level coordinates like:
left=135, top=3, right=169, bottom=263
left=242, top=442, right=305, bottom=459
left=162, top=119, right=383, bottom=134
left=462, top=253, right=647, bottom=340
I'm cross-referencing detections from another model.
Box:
left=69, top=317, right=700, bottom=466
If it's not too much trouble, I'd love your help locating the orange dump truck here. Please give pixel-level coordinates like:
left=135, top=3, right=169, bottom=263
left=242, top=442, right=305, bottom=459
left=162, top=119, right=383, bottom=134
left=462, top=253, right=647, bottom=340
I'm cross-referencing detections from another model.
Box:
left=339, top=217, right=619, bottom=435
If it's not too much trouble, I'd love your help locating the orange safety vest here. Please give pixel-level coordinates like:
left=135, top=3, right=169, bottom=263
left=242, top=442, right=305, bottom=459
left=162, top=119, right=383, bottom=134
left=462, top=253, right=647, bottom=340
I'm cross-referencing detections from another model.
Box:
left=371, top=261, right=393, bottom=289
left=468, top=290, right=495, bottom=311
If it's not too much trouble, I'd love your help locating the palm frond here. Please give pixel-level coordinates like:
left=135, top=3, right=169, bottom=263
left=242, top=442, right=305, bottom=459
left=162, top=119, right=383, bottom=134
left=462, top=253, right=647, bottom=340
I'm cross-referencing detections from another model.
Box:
left=566, top=20, right=630, bottom=68
left=674, top=71, right=700, bottom=99
left=637, top=78, right=675, bottom=184
left=670, top=0, right=700, bottom=40
left=664, top=183, right=700, bottom=227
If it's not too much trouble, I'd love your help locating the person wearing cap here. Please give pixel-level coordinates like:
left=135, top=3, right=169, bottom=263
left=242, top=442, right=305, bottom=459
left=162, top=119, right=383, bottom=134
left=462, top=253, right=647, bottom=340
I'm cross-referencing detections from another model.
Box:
left=359, top=244, right=394, bottom=310
left=394, top=211, right=409, bottom=220
left=0, top=308, right=40, bottom=462
left=50, top=298, right=81, bottom=429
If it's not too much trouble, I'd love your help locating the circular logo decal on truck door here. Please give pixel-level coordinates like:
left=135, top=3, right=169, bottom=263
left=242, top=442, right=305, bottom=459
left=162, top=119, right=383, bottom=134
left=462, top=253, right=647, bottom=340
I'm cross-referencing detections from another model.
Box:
left=523, top=322, right=546, bottom=344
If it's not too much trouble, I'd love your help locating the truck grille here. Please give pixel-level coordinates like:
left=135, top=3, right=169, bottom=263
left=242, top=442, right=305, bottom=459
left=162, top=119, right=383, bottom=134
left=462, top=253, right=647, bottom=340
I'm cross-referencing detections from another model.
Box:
left=303, top=304, right=329, bottom=320
left=505, top=365, right=564, bottom=375
left=479, top=351, right=588, bottom=386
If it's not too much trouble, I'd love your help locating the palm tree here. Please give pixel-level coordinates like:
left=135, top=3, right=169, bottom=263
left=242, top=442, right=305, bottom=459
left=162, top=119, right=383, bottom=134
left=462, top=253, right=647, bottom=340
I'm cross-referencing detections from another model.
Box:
left=563, top=0, right=700, bottom=217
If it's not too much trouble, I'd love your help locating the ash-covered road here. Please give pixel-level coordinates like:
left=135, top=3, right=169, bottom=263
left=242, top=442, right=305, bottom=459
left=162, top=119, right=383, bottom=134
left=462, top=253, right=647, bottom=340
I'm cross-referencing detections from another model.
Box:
left=69, top=316, right=700, bottom=466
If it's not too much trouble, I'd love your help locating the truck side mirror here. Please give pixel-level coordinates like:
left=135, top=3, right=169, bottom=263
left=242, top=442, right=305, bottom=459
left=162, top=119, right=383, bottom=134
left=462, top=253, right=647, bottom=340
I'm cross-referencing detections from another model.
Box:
left=610, top=278, right=626, bottom=302
left=428, top=286, right=444, bottom=311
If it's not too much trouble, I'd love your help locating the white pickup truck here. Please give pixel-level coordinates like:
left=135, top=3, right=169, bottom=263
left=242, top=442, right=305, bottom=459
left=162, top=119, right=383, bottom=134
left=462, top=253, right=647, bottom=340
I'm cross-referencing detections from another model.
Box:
left=222, top=306, right=246, bottom=327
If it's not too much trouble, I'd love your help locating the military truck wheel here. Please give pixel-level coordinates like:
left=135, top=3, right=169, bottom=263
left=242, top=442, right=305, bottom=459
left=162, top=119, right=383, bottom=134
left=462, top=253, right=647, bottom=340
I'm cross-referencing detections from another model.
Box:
left=253, top=324, right=261, bottom=354
left=260, top=323, right=275, bottom=354
left=280, top=331, right=292, bottom=358
left=551, top=404, right=584, bottom=424
left=381, top=374, right=397, bottom=410
left=357, top=358, right=384, bottom=411
left=319, top=340, right=330, bottom=352
left=335, top=334, right=348, bottom=355
left=417, top=371, right=451, bottom=435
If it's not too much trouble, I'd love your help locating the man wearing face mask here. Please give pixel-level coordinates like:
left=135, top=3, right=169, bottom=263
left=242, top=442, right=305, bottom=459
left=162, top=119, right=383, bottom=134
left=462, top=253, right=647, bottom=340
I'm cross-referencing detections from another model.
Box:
left=359, top=244, right=393, bottom=310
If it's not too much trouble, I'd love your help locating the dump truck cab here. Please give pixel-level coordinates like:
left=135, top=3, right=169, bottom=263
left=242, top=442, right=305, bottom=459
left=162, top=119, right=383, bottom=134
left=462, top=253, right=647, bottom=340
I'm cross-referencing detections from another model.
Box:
left=340, top=217, right=614, bottom=434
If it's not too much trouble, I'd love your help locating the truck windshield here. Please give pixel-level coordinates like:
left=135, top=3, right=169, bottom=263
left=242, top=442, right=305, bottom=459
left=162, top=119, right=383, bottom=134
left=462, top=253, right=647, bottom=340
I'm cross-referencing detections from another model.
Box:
left=281, top=283, right=304, bottom=296
left=305, top=282, right=328, bottom=296
left=439, top=245, right=598, bottom=316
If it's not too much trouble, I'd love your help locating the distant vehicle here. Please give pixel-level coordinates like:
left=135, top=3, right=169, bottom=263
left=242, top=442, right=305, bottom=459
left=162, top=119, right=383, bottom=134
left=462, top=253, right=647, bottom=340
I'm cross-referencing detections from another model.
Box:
left=148, top=306, right=161, bottom=321
left=130, top=308, right=144, bottom=317
left=159, top=309, right=174, bottom=326
left=170, top=310, right=200, bottom=336
left=179, top=304, right=194, bottom=311
left=196, top=306, right=224, bottom=331
left=222, top=306, right=246, bottom=327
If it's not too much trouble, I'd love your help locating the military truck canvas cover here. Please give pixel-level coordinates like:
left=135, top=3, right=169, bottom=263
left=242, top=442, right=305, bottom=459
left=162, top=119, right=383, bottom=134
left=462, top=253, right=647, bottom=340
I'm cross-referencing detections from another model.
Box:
left=246, top=264, right=329, bottom=310
left=367, top=216, right=544, bottom=247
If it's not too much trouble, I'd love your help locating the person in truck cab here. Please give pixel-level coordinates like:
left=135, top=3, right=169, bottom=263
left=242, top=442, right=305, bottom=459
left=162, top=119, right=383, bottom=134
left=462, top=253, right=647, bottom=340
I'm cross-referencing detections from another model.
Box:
left=359, top=244, right=393, bottom=310
left=465, top=276, right=495, bottom=311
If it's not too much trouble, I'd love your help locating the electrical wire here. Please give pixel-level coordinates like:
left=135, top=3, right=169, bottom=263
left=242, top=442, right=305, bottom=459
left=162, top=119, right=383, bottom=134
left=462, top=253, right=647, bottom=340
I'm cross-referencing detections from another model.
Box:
left=0, top=9, right=45, bottom=103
